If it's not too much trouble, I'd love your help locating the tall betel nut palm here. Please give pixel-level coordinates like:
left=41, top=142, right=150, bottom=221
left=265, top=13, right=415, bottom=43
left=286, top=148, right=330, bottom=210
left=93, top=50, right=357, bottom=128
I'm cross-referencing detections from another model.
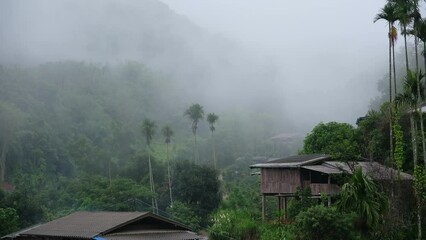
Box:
left=184, top=103, right=204, bottom=163
left=141, top=118, right=158, bottom=213
left=374, top=1, right=398, bottom=165
left=207, top=113, right=219, bottom=168
left=162, top=125, right=174, bottom=206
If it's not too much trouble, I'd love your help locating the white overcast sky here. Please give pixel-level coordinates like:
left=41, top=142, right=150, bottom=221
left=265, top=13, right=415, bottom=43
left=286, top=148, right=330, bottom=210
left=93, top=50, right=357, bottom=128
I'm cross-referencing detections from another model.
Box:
left=160, top=0, right=392, bottom=128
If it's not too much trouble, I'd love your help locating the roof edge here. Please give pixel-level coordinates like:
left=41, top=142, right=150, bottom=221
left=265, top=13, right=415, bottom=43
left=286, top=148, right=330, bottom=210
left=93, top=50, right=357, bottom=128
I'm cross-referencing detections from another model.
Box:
left=250, top=155, right=330, bottom=169
left=100, top=212, right=193, bottom=236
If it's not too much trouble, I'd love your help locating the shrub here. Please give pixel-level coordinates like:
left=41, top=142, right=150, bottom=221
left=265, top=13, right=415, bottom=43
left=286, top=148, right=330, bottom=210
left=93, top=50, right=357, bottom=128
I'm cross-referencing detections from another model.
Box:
left=293, top=205, right=358, bottom=240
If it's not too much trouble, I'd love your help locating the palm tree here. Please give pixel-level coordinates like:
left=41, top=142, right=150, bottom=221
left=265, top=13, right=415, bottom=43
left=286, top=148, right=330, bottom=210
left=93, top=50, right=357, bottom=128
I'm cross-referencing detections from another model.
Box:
left=375, top=2, right=399, bottom=95
left=418, top=20, right=426, bottom=163
left=162, top=125, right=174, bottom=206
left=141, top=118, right=158, bottom=213
left=395, top=70, right=425, bottom=166
left=337, top=167, right=388, bottom=236
left=207, top=113, right=219, bottom=168
left=410, top=2, right=426, bottom=167
left=417, top=19, right=426, bottom=81
left=375, top=2, right=398, bottom=165
left=392, top=0, right=413, bottom=74
left=184, top=103, right=204, bottom=163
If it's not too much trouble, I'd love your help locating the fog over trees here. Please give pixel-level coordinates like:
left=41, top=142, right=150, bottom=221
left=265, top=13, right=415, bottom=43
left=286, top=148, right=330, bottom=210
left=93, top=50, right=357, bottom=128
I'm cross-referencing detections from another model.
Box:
left=1, top=0, right=425, bottom=239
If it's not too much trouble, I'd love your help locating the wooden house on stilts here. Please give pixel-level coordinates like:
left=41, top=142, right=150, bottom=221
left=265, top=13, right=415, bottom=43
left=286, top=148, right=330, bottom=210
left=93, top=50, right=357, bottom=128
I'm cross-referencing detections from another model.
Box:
left=250, top=154, right=412, bottom=220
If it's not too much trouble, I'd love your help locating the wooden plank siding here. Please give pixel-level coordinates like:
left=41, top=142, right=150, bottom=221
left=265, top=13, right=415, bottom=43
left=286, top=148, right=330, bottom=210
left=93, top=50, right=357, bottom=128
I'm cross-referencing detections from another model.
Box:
left=261, top=168, right=301, bottom=194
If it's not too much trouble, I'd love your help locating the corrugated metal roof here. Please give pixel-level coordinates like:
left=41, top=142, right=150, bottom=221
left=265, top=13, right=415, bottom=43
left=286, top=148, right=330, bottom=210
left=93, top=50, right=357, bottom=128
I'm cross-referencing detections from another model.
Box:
left=22, top=212, right=148, bottom=239
left=301, top=165, right=344, bottom=174
left=324, top=161, right=413, bottom=180
left=250, top=154, right=331, bottom=168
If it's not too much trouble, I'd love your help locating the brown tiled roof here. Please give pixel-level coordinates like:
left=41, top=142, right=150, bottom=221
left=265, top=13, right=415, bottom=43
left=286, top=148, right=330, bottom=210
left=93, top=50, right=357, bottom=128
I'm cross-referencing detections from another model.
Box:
left=22, top=212, right=147, bottom=239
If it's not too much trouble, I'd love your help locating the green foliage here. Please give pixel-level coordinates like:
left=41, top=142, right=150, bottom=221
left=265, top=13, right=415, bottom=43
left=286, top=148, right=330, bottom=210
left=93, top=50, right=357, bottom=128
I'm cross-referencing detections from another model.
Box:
left=141, top=119, right=157, bottom=146
left=357, top=110, right=388, bottom=163
left=66, top=175, right=151, bottom=211
left=337, top=168, right=388, bottom=233
left=172, top=160, right=220, bottom=224
left=161, top=125, right=174, bottom=144
left=303, top=122, right=360, bottom=161
left=184, top=103, right=204, bottom=135
left=0, top=101, right=25, bottom=181
left=287, top=187, right=317, bottom=219
left=293, top=205, right=358, bottom=240
left=413, top=165, right=426, bottom=202
left=370, top=217, right=417, bottom=240
left=167, top=201, right=202, bottom=232
left=209, top=209, right=260, bottom=240
left=0, top=207, right=20, bottom=236
left=259, top=222, right=294, bottom=240
left=393, top=110, right=404, bottom=173
left=207, top=113, right=219, bottom=132
left=220, top=179, right=260, bottom=216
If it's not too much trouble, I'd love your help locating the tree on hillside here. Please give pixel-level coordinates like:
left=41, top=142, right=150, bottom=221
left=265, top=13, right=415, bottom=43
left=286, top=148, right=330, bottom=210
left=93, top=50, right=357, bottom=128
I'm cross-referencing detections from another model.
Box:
left=141, top=118, right=158, bottom=213
left=172, top=160, right=220, bottom=225
left=302, top=122, right=360, bottom=161
left=162, top=125, right=174, bottom=206
left=0, top=102, right=24, bottom=182
left=207, top=113, right=219, bottom=168
left=184, top=104, right=204, bottom=163
left=357, top=110, right=388, bottom=163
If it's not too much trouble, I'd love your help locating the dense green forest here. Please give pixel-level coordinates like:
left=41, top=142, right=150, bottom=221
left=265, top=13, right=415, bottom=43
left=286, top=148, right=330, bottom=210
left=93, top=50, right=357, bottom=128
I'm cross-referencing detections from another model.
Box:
left=0, top=61, right=294, bottom=235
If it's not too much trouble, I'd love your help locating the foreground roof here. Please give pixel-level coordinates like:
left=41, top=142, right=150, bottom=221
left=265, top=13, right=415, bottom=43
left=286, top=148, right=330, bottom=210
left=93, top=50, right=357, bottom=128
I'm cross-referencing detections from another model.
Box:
left=22, top=212, right=146, bottom=238
left=250, top=154, right=331, bottom=168
left=7, top=211, right=202, bottom=240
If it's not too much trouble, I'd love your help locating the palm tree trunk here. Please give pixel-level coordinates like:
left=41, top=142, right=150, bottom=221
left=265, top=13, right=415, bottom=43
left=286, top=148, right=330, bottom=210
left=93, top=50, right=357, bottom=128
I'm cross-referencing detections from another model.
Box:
left=192, top=133, right=196, bottom=163
left=108, top=158, right=112, bottom=187
left=413, top=8, right=424, bottom=237
left=414, top=35, right=426, bottom=165
left=148, top=150, right=157, bottom=213
left=417, top=194, right=422, bottom=240
left=392, top=35, right=397, bottom=96
left=388, top=22, right=394, bottom=164
left=0, top=143, right=6, bottom=182
left=404, top=26, right=410, bottom=74
left=195, top=133, right=199, bottom=164
left=411, top=114, right=418, bottom=165
left=212, top=133, right=217, bottom=169
left=166, top=143, right=173, bottom=207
